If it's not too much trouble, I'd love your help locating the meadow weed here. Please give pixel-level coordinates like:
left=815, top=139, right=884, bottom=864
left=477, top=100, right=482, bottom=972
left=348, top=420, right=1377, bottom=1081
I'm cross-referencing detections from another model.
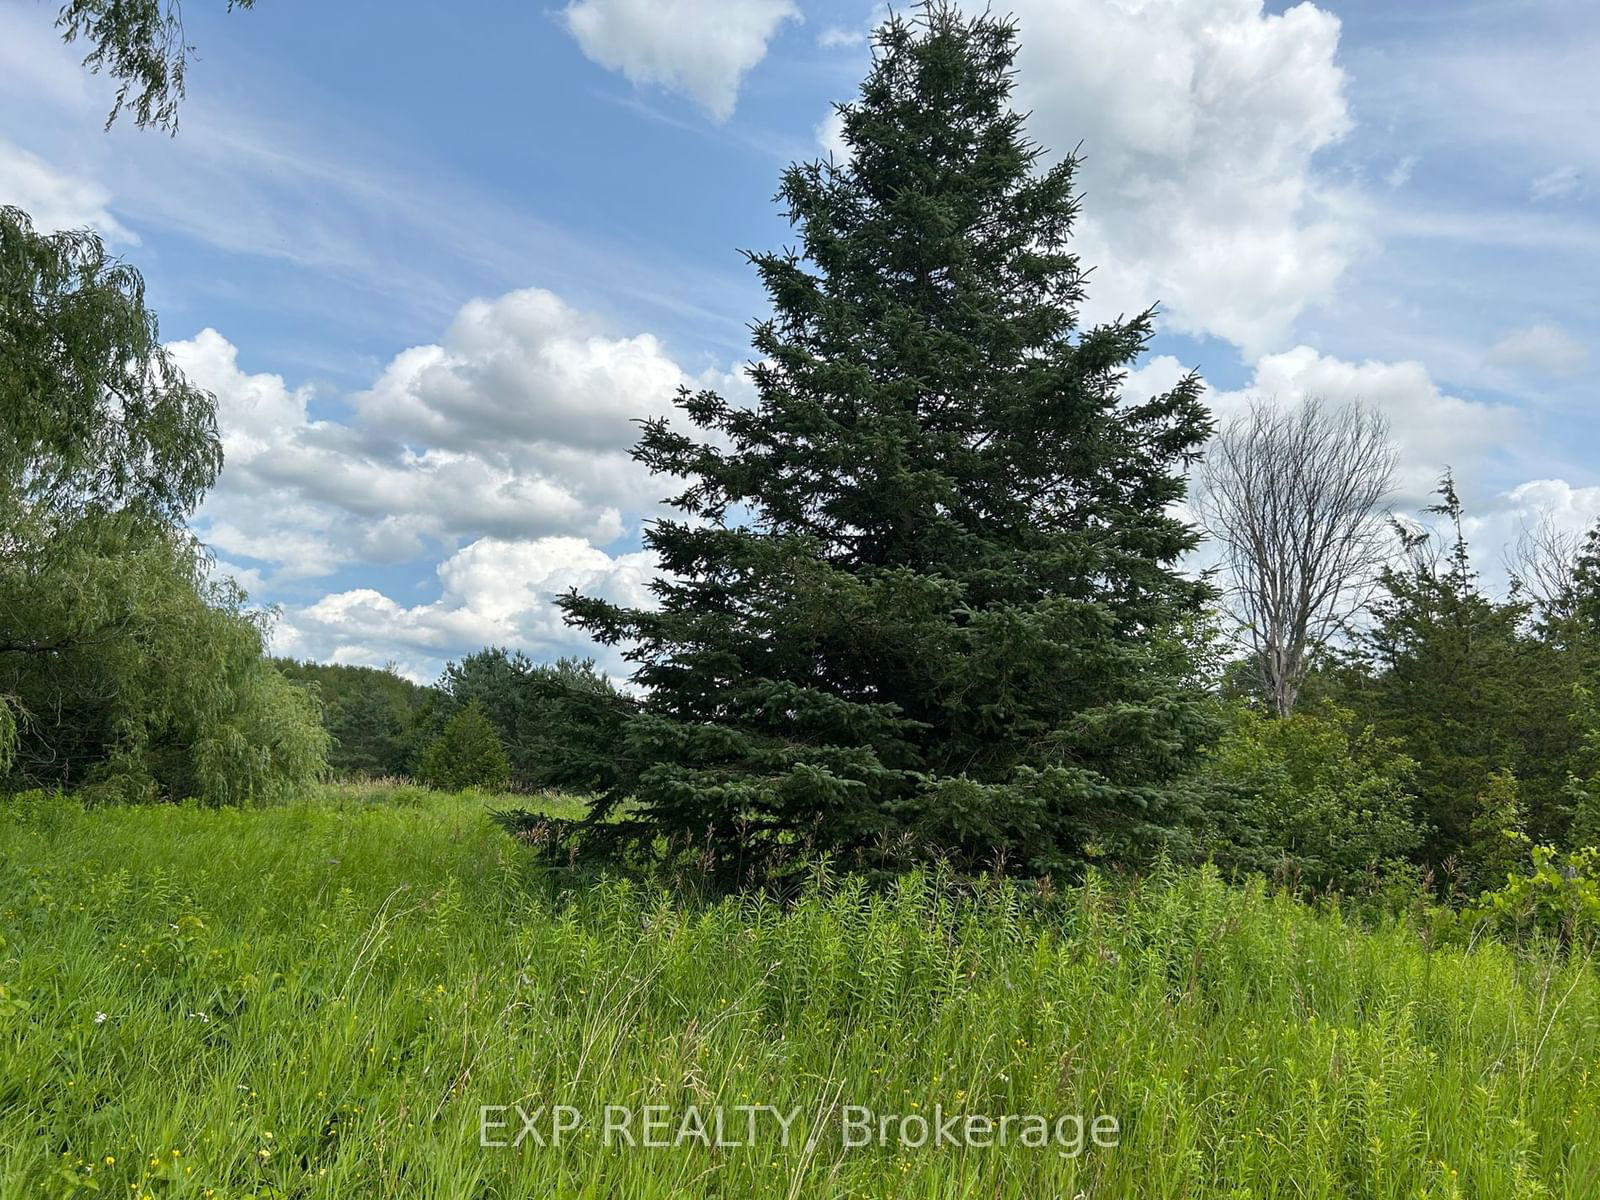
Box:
left=1, top=786, right=1597, bottom=1198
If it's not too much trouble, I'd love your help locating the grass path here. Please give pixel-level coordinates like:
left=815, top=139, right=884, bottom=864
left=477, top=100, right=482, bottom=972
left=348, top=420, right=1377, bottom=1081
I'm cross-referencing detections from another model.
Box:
left=1, top=785, right=1598, bottom=1198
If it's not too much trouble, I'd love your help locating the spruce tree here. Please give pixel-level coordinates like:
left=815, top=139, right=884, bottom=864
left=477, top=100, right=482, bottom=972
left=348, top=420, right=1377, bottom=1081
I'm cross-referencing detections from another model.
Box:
left=1344, top=475, right=1540, bottom=863
left=417, top=702, right=510, bottom=793
left=430, top=649, right=624, bottom=790
left=559, top=4, right=1215, bottom=878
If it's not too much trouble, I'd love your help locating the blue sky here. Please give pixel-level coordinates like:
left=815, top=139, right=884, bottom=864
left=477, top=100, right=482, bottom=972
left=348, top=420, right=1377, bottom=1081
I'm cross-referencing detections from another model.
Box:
left=1, top=0, right=1596, bottom=681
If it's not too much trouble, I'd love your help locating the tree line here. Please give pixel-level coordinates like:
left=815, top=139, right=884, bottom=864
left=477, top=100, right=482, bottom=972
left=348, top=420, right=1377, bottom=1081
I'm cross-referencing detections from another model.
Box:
left=272, top=652, right=620, bottom=796
left=4, top=4, right=1597, bottom=913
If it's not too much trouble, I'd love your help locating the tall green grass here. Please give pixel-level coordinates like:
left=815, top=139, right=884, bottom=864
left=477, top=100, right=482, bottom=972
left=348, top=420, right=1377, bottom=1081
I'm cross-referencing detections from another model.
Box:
left=1, top=784, right=1597, bottom=1198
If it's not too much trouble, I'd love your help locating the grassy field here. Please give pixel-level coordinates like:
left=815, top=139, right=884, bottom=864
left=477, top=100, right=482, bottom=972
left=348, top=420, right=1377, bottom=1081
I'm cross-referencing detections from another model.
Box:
left=1, top=785, right=1598, bottom=1199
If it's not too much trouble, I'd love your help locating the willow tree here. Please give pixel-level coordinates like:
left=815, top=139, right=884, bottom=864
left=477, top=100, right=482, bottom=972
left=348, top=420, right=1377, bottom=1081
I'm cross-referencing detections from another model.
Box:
left=1, top=204, right=326, bottom=802
left=554, top=4, right=1216, bottom=880
left=56, top=0, right=259, bottom=133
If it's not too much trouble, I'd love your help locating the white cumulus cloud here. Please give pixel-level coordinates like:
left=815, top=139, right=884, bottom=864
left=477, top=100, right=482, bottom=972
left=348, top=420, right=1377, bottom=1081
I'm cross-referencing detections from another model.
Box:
left=283, top=537, right=658, bottom=682
left=1005, top=0, right=1359, bottom=356
left=815, top=108, right=848, bottom=161
left=1210, top=345, right=1518, bottom=505
left=814, top=1, right=1361, bottom=354
left=561, top=0, right=800, bottom=121
left=171, top=288, right=738, bottom=580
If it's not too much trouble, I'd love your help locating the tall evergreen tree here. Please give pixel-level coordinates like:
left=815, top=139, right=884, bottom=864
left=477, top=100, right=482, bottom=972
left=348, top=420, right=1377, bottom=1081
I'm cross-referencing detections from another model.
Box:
left=557, top=5, right=1215, bottom=879
left=1342, top=475, right=1545, bottom=863
left=1512, top=517, right=1600, bottom=841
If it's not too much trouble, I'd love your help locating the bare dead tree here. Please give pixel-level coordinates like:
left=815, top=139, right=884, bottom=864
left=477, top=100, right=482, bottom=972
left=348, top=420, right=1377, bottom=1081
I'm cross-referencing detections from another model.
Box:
left=1508, top=510, right=1581, bottom=624
left=1198, top=398, right=1398, bottom=717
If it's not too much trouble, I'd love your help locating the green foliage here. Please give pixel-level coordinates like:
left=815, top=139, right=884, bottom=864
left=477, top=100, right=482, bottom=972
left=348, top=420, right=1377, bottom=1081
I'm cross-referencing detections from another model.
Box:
left=560, top=6, right=1216, bottom=880
left=1472, top=837, right=1600, bottom=946
left=1569, top=783, right=1600, bottom=852
left=1560, top=682, right=1600, bottom=849
left=416, top=701, right=510, bottom=793
left=1, top=788, right=1598, bottom=1196
left=188, top=657, right=329, bottom=808
left=1464, top=767, right=1527, bottom=892
left=272, top=659, right=428, bottom=777
left=326, top=688, right=408, bottom=778
left=1198, top=703, right=1421, bottom=894
left=55, top=0, right=257, bottom=133
left=1334, top=474, right=1574, bottom=864
left=1553, top=517, right=1600, bottom=646
left=1, top=201, right=325, bottom=804
left=421, top=649, right=627, bottom=791
left=1, top=517, right=327, bottom=804
left=0, top=695, right=14, bottom=777
left=1, top=205, right=220, bottom=524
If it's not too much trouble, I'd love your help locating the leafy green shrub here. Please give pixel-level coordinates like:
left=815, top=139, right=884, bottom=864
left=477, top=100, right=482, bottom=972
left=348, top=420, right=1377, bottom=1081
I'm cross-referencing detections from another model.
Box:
left=1198, top=703, right=1421, bottom=894
left=1465, top=766, right=1526, bottom=891
left=189, top=661, right=331, bottom=806
left=1472, top=836, right=1600, bottom=946
left=416, top=701, right=510, bottom=793
left=1571, top=782, right=1600, bottom=851
left=0, top=787, right=80, bottom=835
left=1561, top=683, right=1600, bottom=848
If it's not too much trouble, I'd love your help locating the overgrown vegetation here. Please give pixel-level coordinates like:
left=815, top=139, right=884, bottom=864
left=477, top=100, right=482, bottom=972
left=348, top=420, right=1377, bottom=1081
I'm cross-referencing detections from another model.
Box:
left=10, top=3, right=1600, bottom=911
left=5, top=0, right=1599, bottom=1191
left=2, top=786, right=1597, bottom=1198
left=0, top=205, right=326, bottom=805
left=1196, top=703, right=1420, bottom=894
left=412, top=650, right=624, bottom=793
left=272, top=660, right=430, bottom=779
